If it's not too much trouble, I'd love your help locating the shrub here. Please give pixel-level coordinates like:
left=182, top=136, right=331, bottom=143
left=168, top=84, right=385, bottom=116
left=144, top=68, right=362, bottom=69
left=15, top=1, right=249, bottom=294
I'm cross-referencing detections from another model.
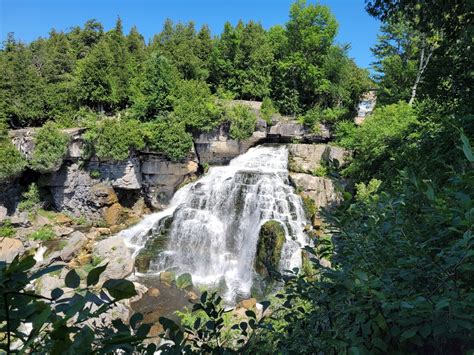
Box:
left=18, top=183, right=41, bottom=212
left=0, top=220, right=16, bottom=238
left=340, top=101, right=418, bottom=181
left=0, top=254, right=153, bottom=353
left=83, top=118, right=145, bottom=161
left=171, top=80, right=222, bottom=132
left=228, top=104, right=257, bottom=140
left=30, top=121, right=69, bottom=172
left=143, top=118, right=193, bottom=161
left=261, top=97, right=276, bottom=125
left=312, top=165, right=328, bottom=177
left=0, top=121, right=27, bottom=182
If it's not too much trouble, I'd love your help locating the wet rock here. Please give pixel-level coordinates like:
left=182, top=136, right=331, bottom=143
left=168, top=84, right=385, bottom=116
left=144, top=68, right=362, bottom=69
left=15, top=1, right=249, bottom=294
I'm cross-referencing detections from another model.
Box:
left=255, top=221, right=286, bottom=278
left=160, top=271, right=175, bottom=285
left=135, top=215, right=172, bottom=272
left=147, top=287, right=160, bottom=297
left=187, top=290, right=198, bottom=302
left=93, top=236, right=134, bottom=283
left=0, top=238, right=24, bottom=262
left=176, top=273, right=193, bottom=290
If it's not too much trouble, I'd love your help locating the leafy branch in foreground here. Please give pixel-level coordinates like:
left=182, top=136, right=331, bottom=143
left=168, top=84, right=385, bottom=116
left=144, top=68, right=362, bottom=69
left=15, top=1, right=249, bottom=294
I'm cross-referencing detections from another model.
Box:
left=0, top=254, right=156, bottom=354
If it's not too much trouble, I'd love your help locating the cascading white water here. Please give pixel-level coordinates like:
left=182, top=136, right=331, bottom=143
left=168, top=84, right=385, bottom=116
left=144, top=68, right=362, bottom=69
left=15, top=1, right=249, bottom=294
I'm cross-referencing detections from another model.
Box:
left=120, top=145, right=308, bottom=302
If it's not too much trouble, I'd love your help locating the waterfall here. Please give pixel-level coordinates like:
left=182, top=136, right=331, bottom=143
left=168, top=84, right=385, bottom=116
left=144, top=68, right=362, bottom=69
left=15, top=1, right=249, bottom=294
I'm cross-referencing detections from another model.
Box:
left=120, top=145, right=308, bottom=302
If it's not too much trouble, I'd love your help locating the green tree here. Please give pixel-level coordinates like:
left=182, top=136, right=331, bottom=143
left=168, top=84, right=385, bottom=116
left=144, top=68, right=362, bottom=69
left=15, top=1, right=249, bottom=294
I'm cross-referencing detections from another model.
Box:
left=30, top=122, right=69, bottom=172
left=130, top=53, right=179, bottom=120
left=74, top=39, right=113, bottom=112
left=171, top=79, right=222, bottom=132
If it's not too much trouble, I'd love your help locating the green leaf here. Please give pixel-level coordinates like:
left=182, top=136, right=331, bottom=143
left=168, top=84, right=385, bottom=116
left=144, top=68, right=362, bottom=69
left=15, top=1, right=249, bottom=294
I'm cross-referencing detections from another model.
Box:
left=103, top=279, right=137, bottom=301
left=130, top=313, right=143, bottom=330
left=86, top=263, right=108, bottom=287
left=401, top=327, right=417, bottom=339
left=65, top=269, right=80, bottom=289
left=461, top=133, right=474, bottom=162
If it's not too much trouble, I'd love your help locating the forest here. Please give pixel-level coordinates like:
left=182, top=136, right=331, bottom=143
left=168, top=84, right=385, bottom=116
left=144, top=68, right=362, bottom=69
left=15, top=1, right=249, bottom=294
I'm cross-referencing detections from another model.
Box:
left=0, top=0, right=473, bottom=353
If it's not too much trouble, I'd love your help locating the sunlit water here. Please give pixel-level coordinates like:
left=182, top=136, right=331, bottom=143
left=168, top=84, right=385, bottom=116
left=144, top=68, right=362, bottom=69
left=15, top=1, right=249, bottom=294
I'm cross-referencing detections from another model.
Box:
left=119, top=145, right=308, bottom=302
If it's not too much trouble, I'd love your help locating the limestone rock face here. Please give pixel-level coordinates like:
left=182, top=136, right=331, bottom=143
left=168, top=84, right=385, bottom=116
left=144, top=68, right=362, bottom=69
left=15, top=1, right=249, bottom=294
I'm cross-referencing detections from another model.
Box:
left=288, top=144, right=327, bottom=173
left=268, top=121, right=331, bottom=143
left=194, top=123, right=266, bottom=165
left=93, top=236, right=134, bottom=283
left=290, top=173, right=344, bottom=210
left=0, top=237, right=24, bottom=262
left=88, top=157, right=142, bottom=190
left=141, top=156, right=199, bottom=209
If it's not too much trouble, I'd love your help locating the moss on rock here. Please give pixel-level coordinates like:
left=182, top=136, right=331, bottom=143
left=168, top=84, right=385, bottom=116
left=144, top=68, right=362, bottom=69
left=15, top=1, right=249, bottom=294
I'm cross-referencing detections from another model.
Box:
left=135, top=215, right=173, bottom=273
left=255, top=220, right=286, bottom=278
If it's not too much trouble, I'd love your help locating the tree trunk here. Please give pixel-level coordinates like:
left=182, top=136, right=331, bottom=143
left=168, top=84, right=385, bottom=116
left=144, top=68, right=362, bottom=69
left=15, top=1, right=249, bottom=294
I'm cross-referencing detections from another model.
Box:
left=409, top=36, right=433, bottom=106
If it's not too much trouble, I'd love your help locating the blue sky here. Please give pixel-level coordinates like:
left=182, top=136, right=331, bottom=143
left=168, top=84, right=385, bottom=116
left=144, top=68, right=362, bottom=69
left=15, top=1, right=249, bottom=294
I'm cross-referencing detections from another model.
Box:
left=0, top=0, right=380, bottom=70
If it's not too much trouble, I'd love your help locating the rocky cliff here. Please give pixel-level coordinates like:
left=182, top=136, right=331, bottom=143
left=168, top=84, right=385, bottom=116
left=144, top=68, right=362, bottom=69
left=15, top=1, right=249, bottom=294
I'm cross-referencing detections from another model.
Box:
left=1, top=115, right=333, bottom=223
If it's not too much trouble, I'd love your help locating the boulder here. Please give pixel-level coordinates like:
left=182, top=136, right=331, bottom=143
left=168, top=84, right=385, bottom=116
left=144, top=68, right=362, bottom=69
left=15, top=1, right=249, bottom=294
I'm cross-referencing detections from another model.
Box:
left=50, top=231, right=87, bottom=262
left=176, top=273, right=193, bottom=290
left=54, top=214, right=72, bottom=225
left=147, top=287, right=160, bottom=297
left=159, top=271, right=175, bottom=285
left=255, top=220, right=286, bottom=278
left=0, top=238, right=24, bottom=262
left=93, top=236, right=134, bottom=283
left=237, top=298, right=257, bottom=310
left=53, top=225, right=74, bottom=238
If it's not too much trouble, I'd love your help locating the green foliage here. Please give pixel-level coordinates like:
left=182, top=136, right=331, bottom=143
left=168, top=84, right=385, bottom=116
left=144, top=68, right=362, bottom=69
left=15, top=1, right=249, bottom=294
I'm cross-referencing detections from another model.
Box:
left=171, top=79, right=222, bottom=132
left=0, top=124, right=27, bottom=182
left=83, top=118, right=145, bottom=160
left=340, top=102, right=418, bottom=181
left=130, top=53, right=178, bottom=120
left=30, top=122, right=69, bottom=172
left=355, top=178, right=382, bottom=203
left=312, top=165, right=328, bottom=177
left=28, top=226, right=55, bottom=241
left=18, top=183, right=41, bottom=212
left=260, top=97, right=276, bottom=125
left=0, top=254, right=155, bottom=353
left=228, top=104, right=257, bottom=140
left=142, top=119, right=193, bottom=161
left=0, top=220, right=16, bottom=238
left=158, top=291, right=270, bottom=353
